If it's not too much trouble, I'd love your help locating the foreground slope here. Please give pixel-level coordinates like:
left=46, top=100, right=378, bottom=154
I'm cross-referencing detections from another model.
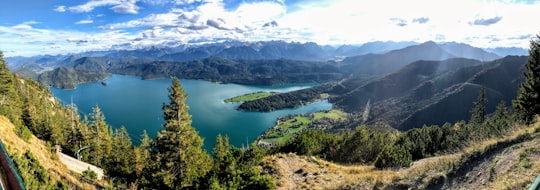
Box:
left=0, top=116, right=95, bottom=189
left=262, top=121, right=540, bottom=189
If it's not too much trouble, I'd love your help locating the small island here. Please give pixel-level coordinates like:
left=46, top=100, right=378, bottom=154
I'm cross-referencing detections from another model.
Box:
left=224, top=91, right=277, bottom=103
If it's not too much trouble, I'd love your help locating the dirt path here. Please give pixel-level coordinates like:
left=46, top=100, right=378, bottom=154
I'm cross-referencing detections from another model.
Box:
left=441, top=138, right=540, bottom=190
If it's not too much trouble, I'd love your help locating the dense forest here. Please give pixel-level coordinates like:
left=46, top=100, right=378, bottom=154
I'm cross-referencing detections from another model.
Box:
left=0, top=35, right=539, bottom=189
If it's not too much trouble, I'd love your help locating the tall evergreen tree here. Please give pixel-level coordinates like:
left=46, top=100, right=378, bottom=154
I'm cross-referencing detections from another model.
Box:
left=470, top=85, right=486, bottom=124
left=0, top=51, right=22, bottom=126
left=104, top=126, right=136, bottom=181
left=152, top=77, right=211, bottom=189
left=514, top=34, right=540, bottom=123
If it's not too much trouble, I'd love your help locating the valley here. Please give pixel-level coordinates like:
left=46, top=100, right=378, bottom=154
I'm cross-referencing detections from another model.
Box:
left=1, top=39, right=538, bottom=189
left=2, top=1, right=540, bottom=189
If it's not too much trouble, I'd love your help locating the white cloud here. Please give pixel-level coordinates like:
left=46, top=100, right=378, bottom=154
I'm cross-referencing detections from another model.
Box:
left=274, top=0, right=540, bottom=47
left=54, top=5, right=66, bottom=12
left=11, top=21, right=38, bottom=30
left=68, top=0, right=140, bottom=14
left=2, top=0, right=540, bottom=57
left=75, top=20, right=94, bottom=24
left=111, top=0, right=139, bottom=14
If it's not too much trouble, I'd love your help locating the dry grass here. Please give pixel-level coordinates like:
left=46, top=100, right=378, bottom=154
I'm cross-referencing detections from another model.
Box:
left=0, top=115, right=95, bottom=189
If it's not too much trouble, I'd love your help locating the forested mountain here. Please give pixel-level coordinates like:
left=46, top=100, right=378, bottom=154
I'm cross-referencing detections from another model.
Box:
left=339, top=41, right=499, bottom=77
left=36, top=67, right=110, bottom=89
left=241, top=56, right=526, bottom=130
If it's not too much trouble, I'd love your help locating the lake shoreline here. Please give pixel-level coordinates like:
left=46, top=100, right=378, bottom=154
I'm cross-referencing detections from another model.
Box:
left=50, top=74, right=332, bottom=151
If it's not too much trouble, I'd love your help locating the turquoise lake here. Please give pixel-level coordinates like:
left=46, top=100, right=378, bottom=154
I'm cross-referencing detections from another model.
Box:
left=50, top=75, right=332, bottom=151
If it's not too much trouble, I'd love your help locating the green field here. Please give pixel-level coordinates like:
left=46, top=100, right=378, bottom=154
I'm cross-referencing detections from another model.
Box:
left=224, top=91, right=277, bottom=103
left=313, top=109, right=347, bottom=120
left=261, top=110, right=347, bottom=144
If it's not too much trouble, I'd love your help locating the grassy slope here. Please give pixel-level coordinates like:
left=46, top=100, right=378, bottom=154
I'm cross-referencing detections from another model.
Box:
left=224, top=91, right=277, bottom=103
left=262, top=120, right=540, bottom=190
left=0, top=116, right=94, bottom=189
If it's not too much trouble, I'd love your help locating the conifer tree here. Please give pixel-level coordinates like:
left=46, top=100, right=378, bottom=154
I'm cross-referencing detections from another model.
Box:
left=86, top=105, right=113, bottom=166
left=152, top=77, right=211, bottom=189
left=470, top=86, right=486, bottom=125
left=0, top=51, right=22, bottom=126
left=514, top=34, right=540, bottom=123
left=136, top=130, right=151, bottom=176
left=105, top=126, right=136, bottom=181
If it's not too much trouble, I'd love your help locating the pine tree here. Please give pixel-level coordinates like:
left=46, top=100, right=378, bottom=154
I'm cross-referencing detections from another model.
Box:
left=0, top=51, right=22, bottom=126
left=152, top=77, right=211, bottom=189
left=86, top=105, right=113, bottom=167
left=470, top=86, right=486, bottom=125
left=104, top=126, right=136, bottom=181
left=136, top=130, right=151, bottom=177
left=513, top=34, right=540, bottom=123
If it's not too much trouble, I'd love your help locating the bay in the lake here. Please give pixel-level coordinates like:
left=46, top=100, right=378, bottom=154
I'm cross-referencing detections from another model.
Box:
left=50, top=74, right=332, bottom=151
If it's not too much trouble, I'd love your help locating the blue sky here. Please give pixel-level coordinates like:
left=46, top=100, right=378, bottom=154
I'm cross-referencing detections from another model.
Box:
left=0, top=0, right=539, bottom=57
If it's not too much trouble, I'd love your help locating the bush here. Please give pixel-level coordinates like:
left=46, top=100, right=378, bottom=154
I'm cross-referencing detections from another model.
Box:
left=374, top=145, right=412, bottom=169
left=82, top=167, right=97, bottom=180
left=15, top=125, right=32, bottom=142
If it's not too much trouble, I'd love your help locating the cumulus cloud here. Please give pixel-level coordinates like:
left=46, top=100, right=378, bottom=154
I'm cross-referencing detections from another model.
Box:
left=11, top=21, right=38, bottom=30
left=412, top=17, right=429, bottom=24
left=54, top=5, right=66, bottom=12
left=102, top=0, right=284, bottom=37
left=390, top=18, right=407, bottom=27
left=75, top=20, right=94, bottom=24
left=111, top=0, right=139, bottom=14
left=206, top=19, right=229, bottom=30
left=470, top=16, right=503, bottom=26
left=68, top=0, right=140, bottom=14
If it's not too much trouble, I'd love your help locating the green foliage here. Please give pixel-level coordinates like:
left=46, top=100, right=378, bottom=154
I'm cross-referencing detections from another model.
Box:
left=337, top=125, right=394, bottom=163
left=0, top=51, right=23, bottom=128
left=82, top=167, right=98, bottom=180
left=397, top=125, right=444, bottom=160
left=12, top=150, right=67, bottom=190
left=513, top=34, right=540, bottom=123
left=104, top=126, right=136, bottom=182
left=470, top=86, right=486, bottom=125
left=199, top=134, right=274, bottom=190
left=280, top=129, right=342, bottom=158
left=77, top=105, right=114, bottom=168
left=15, top=124, right=32, bottom=142
left=149, top=77, right=212, bottom=189
left=374, top=145, right=412, bottom=168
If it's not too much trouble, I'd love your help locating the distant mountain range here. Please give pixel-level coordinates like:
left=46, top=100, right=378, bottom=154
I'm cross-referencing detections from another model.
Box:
left=340, top=41, right=501, bottom=77
left=6, top=40, right=526, bottom=70
left=4, top=40, right=530, bottom=131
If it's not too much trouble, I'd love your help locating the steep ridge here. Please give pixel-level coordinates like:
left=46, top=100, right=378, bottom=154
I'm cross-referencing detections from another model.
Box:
left=0, top=116, right=93, bottom=189
left=438, top=42, right=501, bottom=61
left=337, top=56, right=525, bottom=130
left=340, top=41, right=456, bottom=76
left=395, top=56, right=525, bottom=130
